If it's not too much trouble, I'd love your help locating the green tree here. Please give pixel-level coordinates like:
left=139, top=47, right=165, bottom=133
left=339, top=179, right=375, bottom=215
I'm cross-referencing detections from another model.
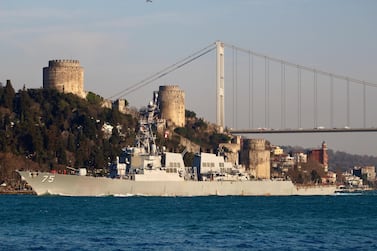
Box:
left=310, top=170, right=322, bottom=184
left=56, top=141, right=67, bottom=165
left=14, top=89, right=32, bottom=123
left=185, top=110, right=196, bottom=118
left=31, top=126, right=44, bottom=158
left=109, top=127, right=120, bottom=145
left=3, top=80, right=15, bottom=110
left=109, top=109, right=121, bottom=125
left=86, top=91, right=103, bottom=106
left=0, top=130, right=7, bottom=152
left=209, top=133, right=230, bottom=147
left=67, top=133, right=76, bottom=152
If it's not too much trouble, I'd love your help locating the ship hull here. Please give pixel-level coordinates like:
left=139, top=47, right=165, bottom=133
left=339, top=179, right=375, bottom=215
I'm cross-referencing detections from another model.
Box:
left=17, top=171, right=336, bottom=196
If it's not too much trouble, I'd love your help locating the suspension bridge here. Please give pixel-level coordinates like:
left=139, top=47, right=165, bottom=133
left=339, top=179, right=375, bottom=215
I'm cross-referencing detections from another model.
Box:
left=109, top=41, right=377, bottom=134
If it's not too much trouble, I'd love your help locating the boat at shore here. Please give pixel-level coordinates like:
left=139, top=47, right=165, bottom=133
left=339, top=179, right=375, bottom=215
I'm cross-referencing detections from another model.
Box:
left=17, top=100, right=336, bottom=197
left=334, top=185, right=373, bottom=194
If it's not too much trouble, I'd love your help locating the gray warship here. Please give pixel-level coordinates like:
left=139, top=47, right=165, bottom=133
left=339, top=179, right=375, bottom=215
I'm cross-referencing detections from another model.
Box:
left=17, top=97, right=336, bottom=196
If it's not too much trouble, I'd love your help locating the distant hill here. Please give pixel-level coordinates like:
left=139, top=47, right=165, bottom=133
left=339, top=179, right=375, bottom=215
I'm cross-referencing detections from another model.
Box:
left=281, top=145, right=377, bottom=172
left=328, top=150, right=377, bottom=171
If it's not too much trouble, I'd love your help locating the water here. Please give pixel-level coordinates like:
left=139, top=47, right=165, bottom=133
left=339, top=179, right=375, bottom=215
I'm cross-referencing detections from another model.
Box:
left=1, top=193, right=377, bottom=250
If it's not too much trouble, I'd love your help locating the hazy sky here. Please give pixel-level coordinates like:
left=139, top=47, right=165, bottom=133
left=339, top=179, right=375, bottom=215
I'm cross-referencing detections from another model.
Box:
left=1, top=0, right=377, bottom=158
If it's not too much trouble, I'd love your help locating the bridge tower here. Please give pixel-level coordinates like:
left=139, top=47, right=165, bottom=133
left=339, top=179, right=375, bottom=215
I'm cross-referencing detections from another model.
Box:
left=216, top=41, right=225, bottom=131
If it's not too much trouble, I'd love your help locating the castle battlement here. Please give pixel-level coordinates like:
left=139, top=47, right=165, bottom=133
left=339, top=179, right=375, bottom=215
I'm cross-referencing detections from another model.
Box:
left=158, top=85, right=182, bottom=91
left=48, top=59, right=81, bottom=68
left=243, top=138, right=266, bottom=151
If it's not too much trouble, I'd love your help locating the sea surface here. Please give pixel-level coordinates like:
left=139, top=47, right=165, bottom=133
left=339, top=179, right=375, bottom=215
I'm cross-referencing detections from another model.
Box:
left=1, top=192, right=377, bottom=250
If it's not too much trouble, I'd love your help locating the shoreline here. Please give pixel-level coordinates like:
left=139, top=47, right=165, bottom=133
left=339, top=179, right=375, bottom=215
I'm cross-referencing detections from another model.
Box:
left=0, top=189, right=36, bottom=195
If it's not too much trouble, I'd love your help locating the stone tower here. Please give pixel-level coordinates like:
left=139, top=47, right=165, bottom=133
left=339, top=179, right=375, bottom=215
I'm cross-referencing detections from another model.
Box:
left=158, top=85, right=185, bottom=127
left=308, top=141, right=329, bottom=172
left=43, top=60, right=85, bottom=98
left=241, top=138, right=270, bottom=179
left=322, top=141, right=328, bottom=172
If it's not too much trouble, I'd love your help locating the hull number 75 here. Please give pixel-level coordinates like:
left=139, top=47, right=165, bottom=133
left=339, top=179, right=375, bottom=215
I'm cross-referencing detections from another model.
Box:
left=42, top=175, right=55, bottom=183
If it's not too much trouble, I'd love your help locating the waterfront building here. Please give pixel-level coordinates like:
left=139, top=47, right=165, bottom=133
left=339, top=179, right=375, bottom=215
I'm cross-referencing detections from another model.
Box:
left=272, top=146, right=284, bottom=155
left=354, top=166, right=376, bottom=181
left=362, top=166, right=376, bottom=181
left=293, top=152, right=307, bottom=163
left=343, top=171, right=364, bottom=187
left=322, top=171, right=337, bottom=184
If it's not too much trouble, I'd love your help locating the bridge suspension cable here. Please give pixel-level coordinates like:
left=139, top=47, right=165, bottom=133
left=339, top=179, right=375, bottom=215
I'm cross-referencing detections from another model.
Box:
left=107, top=43, right=216, bottom=100
left=232, top=47, right=236, bottom=127
left=281, top=62, right=286, bottom=128
left=265, top=57, right=270, bottom=128
left=107, top=40, right=376, bottom=131
left=223, top=43, right=377, bottom=88
left=363, top=82, right=366, bottom=128
left=314, top=70, right=317, bottom=128
left=223, top=42, right=377, bottom=130
left=298, top=66, right=302, bottom=128
left=330, top=74, right=333, bottom=128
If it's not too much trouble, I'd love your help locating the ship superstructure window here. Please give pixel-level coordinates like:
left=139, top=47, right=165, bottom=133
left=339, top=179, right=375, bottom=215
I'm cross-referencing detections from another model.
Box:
left=202, top=162, right=215, bottom=168
left=166, top=168, right=178, bottom=173
left=220, top=167, right=233, bottom=173
left=168, top=162, right=180, bottom=168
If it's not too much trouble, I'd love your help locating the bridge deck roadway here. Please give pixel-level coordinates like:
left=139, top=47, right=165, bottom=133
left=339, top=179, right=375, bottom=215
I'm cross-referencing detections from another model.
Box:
left=230, top=128, right=377, bottom=134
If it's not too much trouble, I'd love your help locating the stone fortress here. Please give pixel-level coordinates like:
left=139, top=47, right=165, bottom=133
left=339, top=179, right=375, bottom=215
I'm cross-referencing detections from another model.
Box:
left=42, top=60, right=185, bottom=129
left=41, top=59, right=271, bottom=179
left=154, top=85, right=270, bottom=178
left=43, top=60, right=85, bottom=98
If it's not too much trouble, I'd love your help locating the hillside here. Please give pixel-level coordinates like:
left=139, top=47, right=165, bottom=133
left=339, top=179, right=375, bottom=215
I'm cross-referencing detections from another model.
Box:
left=282, top=145, right=377, bottom=171
left=0, top=80, right=230, bottom=190
left=1, top=80, right=375, bottom=191
left=0, top=80, right=138, bottom=188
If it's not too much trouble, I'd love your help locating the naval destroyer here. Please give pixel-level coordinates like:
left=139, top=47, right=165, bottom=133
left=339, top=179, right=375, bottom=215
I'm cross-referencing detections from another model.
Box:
left=17, top=99, right=336, bottom=196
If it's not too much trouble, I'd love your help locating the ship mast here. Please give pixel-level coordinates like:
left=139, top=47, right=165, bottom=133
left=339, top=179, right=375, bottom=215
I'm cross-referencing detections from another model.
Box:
left=136, top=92, right=161, bottom=155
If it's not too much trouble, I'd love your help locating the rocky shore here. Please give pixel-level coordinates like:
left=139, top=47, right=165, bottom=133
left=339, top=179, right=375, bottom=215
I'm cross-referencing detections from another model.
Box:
left=0, top=188, right=35, bottom=195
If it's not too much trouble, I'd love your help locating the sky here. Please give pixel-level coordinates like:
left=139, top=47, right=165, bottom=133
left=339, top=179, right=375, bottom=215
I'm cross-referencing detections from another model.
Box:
left=1, top=0, right=377, bottom=158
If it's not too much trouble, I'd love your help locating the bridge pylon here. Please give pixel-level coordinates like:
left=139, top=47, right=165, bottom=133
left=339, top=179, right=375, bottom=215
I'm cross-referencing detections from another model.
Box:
left=216, top=41, right=225, bottom=131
